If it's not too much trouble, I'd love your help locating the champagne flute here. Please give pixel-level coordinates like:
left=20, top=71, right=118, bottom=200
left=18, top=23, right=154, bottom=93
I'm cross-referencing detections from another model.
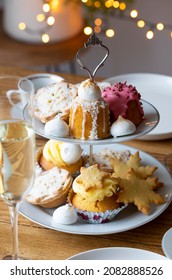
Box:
left=0, top=76, right=35, bottom=260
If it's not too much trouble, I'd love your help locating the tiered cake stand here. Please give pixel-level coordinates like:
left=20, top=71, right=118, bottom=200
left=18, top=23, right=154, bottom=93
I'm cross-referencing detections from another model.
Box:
left=19, top=34, right=172, bottom=235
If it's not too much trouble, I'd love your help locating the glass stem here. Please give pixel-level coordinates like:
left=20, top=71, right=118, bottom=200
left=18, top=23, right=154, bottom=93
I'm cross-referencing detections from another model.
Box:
left=89, top=145, right=93, bottom=165
left=8, top=203, right=19, bottom=260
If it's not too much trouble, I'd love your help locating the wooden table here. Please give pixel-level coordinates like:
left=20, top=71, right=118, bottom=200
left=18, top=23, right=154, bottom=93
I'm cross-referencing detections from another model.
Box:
left=0, top=66, right=172, bottom=260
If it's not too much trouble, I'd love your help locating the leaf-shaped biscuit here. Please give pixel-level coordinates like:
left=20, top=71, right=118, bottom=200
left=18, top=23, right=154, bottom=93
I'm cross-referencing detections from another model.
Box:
left=110, top=151, right=157, bottom=179
left=77, top=164, right=109, bottom=191
left=116, top=169, right=165, bottom=215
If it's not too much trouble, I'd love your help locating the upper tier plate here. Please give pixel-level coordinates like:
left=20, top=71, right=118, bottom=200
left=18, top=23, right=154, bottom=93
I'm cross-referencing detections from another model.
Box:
left=104, top=73, right=172, bottom=140
left=23, top=99, right=159, bottom=145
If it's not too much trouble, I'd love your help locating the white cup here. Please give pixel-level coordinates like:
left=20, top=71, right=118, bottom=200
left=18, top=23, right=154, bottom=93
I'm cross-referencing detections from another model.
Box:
left=7, top=89, right=29, bottom=110
left=6, top=78, right=33, bottom=110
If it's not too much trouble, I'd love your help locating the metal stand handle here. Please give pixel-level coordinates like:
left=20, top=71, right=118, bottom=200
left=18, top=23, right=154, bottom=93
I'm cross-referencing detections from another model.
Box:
left=76, top=32, right=109, bottom=81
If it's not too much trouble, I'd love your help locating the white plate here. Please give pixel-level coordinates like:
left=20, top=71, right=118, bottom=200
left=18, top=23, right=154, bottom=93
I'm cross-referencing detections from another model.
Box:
left=162, top=228, right=172, bottom=259
left=104, top=73, right=172, bottom=140
left=19, top=144, right=172, bottom=235
left=25, top=73, right=64, bottom=92
left=68, top=247, right=166, bottom=260
left=23, top=99, right=159, bottom=145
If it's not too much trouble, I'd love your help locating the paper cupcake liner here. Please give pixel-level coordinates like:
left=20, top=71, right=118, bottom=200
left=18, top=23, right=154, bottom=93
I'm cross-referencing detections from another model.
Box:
left=73, top=204, right=127, bottom=224
left=68, top=189, right=127, bottom=224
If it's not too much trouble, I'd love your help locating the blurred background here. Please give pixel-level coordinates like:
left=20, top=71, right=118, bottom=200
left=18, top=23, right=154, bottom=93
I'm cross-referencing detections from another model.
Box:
left=0, top=0, right=172, bottom=79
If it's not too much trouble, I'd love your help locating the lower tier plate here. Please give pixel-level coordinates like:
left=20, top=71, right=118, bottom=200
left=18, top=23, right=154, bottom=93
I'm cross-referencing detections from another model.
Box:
left=20, top=143, right=172, bottom=235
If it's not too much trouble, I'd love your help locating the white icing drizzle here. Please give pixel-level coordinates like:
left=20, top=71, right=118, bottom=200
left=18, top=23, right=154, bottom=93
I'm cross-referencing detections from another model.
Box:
left=70, top=97, right=108, bottom=140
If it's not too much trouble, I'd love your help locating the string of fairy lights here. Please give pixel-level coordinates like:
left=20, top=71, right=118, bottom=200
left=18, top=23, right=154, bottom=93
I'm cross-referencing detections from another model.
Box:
left=83, top=0, right=172, bottom=39
left=18, top=0, right=172, bottom=43
left=18, top=0, right=58, bottom=43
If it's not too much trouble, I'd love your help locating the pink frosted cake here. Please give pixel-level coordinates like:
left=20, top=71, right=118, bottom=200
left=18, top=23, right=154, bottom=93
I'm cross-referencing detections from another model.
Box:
left=102, top=82, right=144, bottom=126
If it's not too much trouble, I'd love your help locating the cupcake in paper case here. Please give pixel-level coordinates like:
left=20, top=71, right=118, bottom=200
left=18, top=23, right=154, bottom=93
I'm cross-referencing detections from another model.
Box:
left=68, top=164, right=127, bottom=224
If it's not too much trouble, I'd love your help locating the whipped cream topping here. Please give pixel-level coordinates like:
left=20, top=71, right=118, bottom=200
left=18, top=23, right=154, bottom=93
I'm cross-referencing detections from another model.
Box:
left=73, top=176, right=117, bottom=202
left=43, top=140, right=82, bottom=166
left=60, top=143, right=82, bottom=164
left=78, top=79, right=101, bottom=101
left=43, top=140, right=65, bottom=167
left=52, top=204, right=77, bottom=225
left=110, top=116, right=136, bottom=137
left=44, top=116, right=69, bottom=137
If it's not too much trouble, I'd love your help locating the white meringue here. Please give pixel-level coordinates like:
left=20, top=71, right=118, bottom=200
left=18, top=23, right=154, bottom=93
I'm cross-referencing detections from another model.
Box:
left=60, top=143, right=82, bottom=164
left=44, top=116, right=69, bottom=137
left=52, top=204, right=77, bottom=225
left=110, top=116, right=136, bottom=137
left=78, top=79, right=101, bottom=101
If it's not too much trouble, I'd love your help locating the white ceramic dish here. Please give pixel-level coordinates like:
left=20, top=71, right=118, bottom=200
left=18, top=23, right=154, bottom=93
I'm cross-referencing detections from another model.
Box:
left=162, top=227, right=172, bottom=259
left=25, top=73, right=64, bottom=92
left=68, top=247, right=166, bottom=260
left=19, top=143, right=172, bottom=235
left=104, top=73, right=172, bottom=140
left=23, top=99, right=159, bottom=145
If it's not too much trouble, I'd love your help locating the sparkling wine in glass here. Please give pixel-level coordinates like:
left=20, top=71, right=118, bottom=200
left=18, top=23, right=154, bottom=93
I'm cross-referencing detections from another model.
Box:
left=0, top=76, right=35, bottom=260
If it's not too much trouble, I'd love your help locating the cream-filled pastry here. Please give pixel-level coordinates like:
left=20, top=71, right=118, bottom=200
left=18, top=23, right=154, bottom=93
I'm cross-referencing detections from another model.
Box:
left=38, top=140, right=83, bottom=173
left=68, top=164, right=126, bottom=223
